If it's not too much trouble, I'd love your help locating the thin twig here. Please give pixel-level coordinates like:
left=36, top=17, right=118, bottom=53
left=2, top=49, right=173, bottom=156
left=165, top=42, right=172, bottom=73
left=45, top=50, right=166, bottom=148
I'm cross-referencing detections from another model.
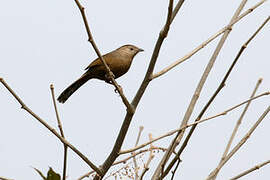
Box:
left=133, top=126, right=144, bottom=180
left=0, top=78, right=101, bottom=175
left=230, top=160, right=270, bottom=180
left=73, top=0, right=133, bottom=113
left=78, top=146, right=167, bottom=180
left=153, top=1, right=248, bottom=178
left=120, top=91, right=270, bottom=154
left=211, top=79, right=263, bottom=180
left=206, top=105, right=270, bottom=180
left=50, top=84, right=68, bottom=180
left=139, top=134, right=155, bottom=180
left=170, top=158, right=181, bottom=180
left=0, top=177, right=14, bottom=180
left=151, top=0, right=267, bottom=80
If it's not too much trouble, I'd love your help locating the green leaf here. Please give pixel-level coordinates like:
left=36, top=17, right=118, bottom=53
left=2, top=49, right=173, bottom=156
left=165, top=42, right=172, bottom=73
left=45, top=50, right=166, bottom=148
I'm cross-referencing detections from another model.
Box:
left=47, top=167, right=61, bottom=180
left=32, top=167, right=61, bottom=180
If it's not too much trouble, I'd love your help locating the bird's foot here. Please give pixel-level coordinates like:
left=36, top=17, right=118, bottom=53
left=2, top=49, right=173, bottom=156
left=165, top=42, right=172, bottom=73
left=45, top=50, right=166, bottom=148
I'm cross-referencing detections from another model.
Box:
left=114, top=85, right=122, bottom=94
left=105, top=72, right=115, bottom=81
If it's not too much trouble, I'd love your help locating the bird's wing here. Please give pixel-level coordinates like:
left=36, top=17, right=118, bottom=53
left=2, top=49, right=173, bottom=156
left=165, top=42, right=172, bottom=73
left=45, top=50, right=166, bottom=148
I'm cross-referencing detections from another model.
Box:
left=84, top=57, right=102, bottom=70
left=84, top=51, right=118, bottom=70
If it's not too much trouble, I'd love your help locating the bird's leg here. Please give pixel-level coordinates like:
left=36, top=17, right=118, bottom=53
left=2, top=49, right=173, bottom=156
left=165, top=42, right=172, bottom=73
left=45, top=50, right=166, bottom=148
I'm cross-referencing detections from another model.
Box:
left=104, top=75, right=122, bottom=94
left=114, top=85, right=122, bottom=93
left=105, top=72, right=115, bottom=81
left=104, top=72, right=121, bottom=93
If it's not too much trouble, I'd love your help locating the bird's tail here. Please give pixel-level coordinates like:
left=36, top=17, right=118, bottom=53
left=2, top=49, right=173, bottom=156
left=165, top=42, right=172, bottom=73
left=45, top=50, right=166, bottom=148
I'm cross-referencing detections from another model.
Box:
left=57, top=74, right=91, bottom=103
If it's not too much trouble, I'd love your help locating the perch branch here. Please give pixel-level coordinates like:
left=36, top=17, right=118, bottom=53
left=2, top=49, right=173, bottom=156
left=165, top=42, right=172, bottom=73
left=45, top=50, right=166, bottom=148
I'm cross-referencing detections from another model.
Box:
left=73, top=0, right=133, bottom=113
left=92, top=0, right=177, bottom=179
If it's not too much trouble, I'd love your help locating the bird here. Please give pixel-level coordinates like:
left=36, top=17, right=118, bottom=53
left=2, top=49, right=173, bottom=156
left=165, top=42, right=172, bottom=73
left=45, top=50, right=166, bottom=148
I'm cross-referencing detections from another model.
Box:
left=57, top=44, right=143, bottom=103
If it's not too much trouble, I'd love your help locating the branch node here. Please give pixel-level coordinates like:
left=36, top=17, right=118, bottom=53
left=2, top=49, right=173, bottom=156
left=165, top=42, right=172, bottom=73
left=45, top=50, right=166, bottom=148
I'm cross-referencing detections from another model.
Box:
left=21, top=104, right=26, bottom=109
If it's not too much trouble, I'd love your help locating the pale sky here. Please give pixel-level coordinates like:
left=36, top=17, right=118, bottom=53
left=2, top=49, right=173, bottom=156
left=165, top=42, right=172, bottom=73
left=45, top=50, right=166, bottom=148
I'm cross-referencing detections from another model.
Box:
left=1, top=0, right=270, bottom=180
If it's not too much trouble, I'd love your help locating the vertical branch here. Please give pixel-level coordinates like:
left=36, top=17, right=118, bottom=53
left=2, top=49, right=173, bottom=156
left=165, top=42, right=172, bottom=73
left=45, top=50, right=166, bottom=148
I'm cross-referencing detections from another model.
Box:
left=153, top=1, right=249, bottom=178
left=133, top=126, right=144, bottom=180
left=92, top=0, right=176, bottom=179
left=206, top=105, right=270, bottom=180
left=132, top=0, right=174, bottom=106
left=152, top=0, right=252, bottom=178
left=139, top=134, right=155, bottom=180
left=161, top=15, right=270, bottom=178
left=50, top=84, right=68, bottom=180
left=211, top=78, right=262, bottom=180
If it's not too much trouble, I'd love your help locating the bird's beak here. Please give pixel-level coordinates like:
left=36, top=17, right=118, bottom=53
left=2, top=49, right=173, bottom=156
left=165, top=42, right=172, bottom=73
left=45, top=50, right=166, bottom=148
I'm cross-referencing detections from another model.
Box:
left=138, top=48, right=144, bottom=52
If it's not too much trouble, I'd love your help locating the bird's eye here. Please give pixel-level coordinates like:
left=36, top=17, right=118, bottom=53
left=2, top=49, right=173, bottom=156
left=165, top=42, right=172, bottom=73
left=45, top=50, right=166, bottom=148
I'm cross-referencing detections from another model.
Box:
left=130, top=48, right=134, bottom=51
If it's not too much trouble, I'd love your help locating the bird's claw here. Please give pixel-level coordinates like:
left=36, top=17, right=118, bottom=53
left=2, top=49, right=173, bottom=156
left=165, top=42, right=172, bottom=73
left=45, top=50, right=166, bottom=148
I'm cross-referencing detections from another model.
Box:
left=105, top=72, right=115, bottom=80
left=114, top=85, right=122, bottom=94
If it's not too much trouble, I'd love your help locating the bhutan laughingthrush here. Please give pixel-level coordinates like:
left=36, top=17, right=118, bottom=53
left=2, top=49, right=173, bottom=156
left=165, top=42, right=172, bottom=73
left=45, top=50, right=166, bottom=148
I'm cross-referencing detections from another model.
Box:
left=57, top=44, right=143, bottom=103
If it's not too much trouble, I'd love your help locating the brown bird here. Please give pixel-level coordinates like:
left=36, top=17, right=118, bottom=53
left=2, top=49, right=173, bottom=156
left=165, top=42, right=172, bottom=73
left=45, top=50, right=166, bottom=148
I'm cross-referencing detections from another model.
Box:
left=57, top=44, right=143, bottom=103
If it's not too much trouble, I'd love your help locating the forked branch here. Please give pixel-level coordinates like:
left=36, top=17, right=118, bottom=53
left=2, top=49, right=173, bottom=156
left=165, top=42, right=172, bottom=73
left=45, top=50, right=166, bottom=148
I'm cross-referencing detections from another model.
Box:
left=0, top=78, right=101, bottom=176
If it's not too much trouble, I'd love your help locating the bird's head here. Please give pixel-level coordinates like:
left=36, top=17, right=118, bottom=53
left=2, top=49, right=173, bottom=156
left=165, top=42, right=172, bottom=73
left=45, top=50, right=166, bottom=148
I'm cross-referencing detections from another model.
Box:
left=117, top=44, right=144, bottom=58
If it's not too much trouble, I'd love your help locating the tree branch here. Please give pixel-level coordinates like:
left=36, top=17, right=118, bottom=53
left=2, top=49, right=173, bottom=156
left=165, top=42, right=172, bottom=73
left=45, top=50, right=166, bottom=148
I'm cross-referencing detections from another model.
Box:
left=92, top=0, right=176, bottom=179
left=151, top=0, right=267, bottom=80
left=230, top=160, right=270, bottom=180
left=139, top=134, right=155, bottom=180
left=206, top=106, right=270, bottom=180
left=50, top=84, right=68, bottom=180
left=211, top=78, right=262, bottom=180
left=120, top=91, right=269, bottom=154
left=162, top=12, right=269, bottom=178
left=0, top=78, right=101, bottom=176
left=133, top=126, right=144, bottom=180
left=73, top=0, right=134, bottom=113
left=153, top=1, right=249, bottom=178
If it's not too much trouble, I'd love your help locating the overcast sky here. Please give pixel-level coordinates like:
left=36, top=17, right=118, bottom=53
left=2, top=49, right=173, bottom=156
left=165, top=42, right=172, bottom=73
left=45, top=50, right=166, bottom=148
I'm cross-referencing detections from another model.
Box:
left=1, top=0, right=270, bottom=180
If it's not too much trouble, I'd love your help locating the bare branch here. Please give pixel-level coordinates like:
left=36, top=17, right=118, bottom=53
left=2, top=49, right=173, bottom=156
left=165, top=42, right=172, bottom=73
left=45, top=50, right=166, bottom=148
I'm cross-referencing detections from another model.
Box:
left=0, top=177, right=14, bottom=180
left=0, top=78, right=101, bottom=175
left=206, top=106, right=270, bottom=180
left=120, top=91, right=269, bottom=154
left=153, top=1, right=249, bottom=178
left=131, top=0, right=174, bottom=107
left=139, top=134, right=155, bottom=180
left=78, top=146, right=167, bottom=180
left=162, top=12, right=269, bottom=178
left=230, top=160, right=270, bottom=180
left=50, top=84, right=68, bottom=180
left=73, top=0, right=133, bottom=113
left=170, top=158, right=181, bottom=180
left=211, top=79, right=262, bottom=180
left=93, top=0, right=176, bottom=179
left=206, top=17, right=270, bottom=180
left=133, top=126, right=144, bottom=180
left=151, top=0, right=267, bottom=80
